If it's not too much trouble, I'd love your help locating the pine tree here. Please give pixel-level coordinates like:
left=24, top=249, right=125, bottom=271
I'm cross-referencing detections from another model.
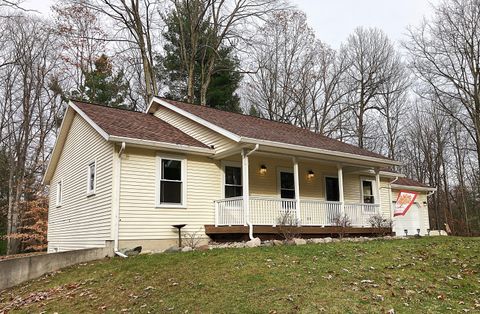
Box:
left=156, top=4, right=242, bottom=113
left=71, top=54, right=129, bottom=108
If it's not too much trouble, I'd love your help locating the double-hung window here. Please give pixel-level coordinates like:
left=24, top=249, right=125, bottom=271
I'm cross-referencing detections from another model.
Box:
left=87, top=161, right=96, bottom=195
left=159, top=156, right=185, bottom=206
left=56, top=180, right=62, bottom=207
left=224, top=166, right=242, bottom=198
left=362, top=180, right=375, bottom=203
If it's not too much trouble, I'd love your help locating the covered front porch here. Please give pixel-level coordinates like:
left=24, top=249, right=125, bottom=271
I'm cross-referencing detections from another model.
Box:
left=208, top=145, right=396, bottom=237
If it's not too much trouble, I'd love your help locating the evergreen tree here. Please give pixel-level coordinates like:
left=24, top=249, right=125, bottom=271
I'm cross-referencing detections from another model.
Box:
left=156, top=4, right=242, bottom=113
left=71, top=54, right=129, bottom=108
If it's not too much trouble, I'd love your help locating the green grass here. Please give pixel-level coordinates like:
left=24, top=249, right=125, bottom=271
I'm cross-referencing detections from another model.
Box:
left=1, top=237, right=480, bottom=313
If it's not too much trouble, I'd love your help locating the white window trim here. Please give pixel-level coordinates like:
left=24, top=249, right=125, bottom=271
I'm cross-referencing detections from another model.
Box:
left=221, top=160, right=242, bottom=199
left=360, top=177, right=377, bottom=205
left=277, top=167, right=294, bottom=199
left=156, top=153, right=187, bottom=208
left=324, top=175, right=340, bottom=202
left=86, top=160, right=97, bottom=196
left=56, top=179, right=63, bottom=207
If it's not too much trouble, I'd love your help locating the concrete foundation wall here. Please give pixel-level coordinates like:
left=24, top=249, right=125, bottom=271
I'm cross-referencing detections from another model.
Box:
left=0, top=241, right=114, bottom=291
left=119, top=238, right=209, bottom=252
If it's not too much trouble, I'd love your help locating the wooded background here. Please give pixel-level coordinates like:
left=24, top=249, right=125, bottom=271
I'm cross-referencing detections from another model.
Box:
left=1, top=0, right=479, bottom=255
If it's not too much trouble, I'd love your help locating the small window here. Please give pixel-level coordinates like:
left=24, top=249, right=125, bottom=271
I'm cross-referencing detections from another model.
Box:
left=56, top=180, right=62, bottom=206
left=224, top=166, right=242, bottom=198
left=87, top=161, right=96, bottom=195
left=280, top=171, right=295, bottom=199
left=325, top=177, right=339, bottom=201
left=160, top=158, right=183, bottom=205
left=362, top=180, right=375, bottom=203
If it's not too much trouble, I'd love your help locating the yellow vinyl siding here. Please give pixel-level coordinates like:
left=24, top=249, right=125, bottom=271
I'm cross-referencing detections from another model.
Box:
left=153, top=106, right=236, bottom=153
left=246, top=156, right=364, bottom=204
left=118, top=147, right=222, bottom=241
left=48, top=114, right=114, bottom=252
left=380, top=178, right=393, bottom=219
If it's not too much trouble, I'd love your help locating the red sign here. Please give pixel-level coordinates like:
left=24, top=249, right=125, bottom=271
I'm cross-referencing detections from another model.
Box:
left=394, top=191, right=417, bottom=217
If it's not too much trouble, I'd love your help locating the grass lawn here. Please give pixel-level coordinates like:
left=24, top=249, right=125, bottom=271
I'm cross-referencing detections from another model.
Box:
left=1, top=237, right=479, bottom=313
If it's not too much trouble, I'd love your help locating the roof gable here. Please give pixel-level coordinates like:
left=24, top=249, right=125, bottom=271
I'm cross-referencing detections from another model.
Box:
left=152, top=97, right=396, bottom=163
left=72, top=101, right=210, bottom=149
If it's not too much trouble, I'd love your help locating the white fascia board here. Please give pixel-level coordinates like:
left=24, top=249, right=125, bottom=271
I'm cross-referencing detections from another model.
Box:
left=239, top=137, right=402, bottom=167
left=109, top=136, right=215, bottom=156
left=69, top=101, right=110, bottom=140
left=145, top=97, right=157, bottom=113
left=360, top=169, right=406, bottom=178
left=151, top=97, right=242, bottom=142
left=379, top=171, right=406, bottom=178
left=391, top=184, right=437, bottom=192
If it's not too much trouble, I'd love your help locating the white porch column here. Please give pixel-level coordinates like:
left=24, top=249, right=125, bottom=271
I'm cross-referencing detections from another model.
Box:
left=293, top=157, right=301, bottom=225
left=337, top=164, right=345, bottom=215
left=375, top=168, right=382, bottom=211
left=241, top=149, right=249, bottom=226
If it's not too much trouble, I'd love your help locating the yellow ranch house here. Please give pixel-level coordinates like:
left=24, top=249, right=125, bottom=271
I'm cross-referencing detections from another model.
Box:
left=43, top=97, right=436, bottom=254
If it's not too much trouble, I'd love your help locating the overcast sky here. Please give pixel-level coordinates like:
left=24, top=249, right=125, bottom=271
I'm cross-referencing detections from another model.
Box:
left=24, top=0, right=438, bottom=48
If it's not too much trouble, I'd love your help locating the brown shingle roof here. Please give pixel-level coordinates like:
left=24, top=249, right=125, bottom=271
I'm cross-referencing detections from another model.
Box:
left=72, top=100, right=209, bottom=149
left=159, top=98, right=392, bottom=161
left=393, top=177, right=432, bottom=188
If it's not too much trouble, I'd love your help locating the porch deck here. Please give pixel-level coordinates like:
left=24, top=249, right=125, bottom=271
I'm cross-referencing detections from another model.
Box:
left=205, top=225, right=392, bottom=241
left=210, top=196, right=391, bottom=241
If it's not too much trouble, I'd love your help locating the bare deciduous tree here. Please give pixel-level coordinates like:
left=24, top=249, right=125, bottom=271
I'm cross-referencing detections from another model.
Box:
left=0, top=15, right=61, bottom=254
left=246, top=9, right=348, bottom=136
left=405, top=0, right=480, bottom=170
left=168, top=0, right=285, bottom=106
left=88, top=0, right=161, bottom=104
left=340, top=27, right=400, bottom=149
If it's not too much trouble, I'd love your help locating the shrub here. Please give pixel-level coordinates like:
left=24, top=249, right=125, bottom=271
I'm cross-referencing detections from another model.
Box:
left=368, top=214, right=393, bottom=236
left=332, top=213, right=351, bottom=239
left=276, top=211, right=300, bottom=241
left=182, top=228, right=203, bottom=249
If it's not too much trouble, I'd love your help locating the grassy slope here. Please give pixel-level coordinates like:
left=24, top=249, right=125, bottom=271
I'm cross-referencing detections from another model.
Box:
left=1, top=237, right=479, bottom=313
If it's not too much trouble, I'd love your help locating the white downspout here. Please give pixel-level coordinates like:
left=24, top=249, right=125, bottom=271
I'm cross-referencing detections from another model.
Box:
left=114, top=142, right=127, bottom=258
left=244, top=144, right=259, bottom=240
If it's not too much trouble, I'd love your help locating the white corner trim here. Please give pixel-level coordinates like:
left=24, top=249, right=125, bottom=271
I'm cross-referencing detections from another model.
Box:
left=69, top=101, right=110, bottom=140
left=152, top=97, right=242, bottom=142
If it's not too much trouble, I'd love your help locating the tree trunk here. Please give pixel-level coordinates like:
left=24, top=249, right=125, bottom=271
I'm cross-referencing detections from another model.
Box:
left=6, top=169, right=20, bottom=254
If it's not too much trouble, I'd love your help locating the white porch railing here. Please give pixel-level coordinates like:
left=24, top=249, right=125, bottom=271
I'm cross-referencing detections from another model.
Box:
left=214, top=197, right=244, bottom=226
left=344, top=203, right=380, bottom=227
left=214, top=197, right=381, bottom=227
left=300, top=200, right=342, bottom=226
left=250, top=196, right=296, bottom=225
